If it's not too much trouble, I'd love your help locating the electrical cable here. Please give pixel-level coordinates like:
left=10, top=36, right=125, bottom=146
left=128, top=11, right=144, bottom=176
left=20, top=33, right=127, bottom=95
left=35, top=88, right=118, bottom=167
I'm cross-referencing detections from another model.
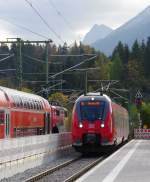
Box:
left=0, top=17, right=49, bottom=39
left=48, top=0, right=81, bottom=41
left=25, top=0, right=65, bottom=44
left=48, top=0, right=74, bottom=31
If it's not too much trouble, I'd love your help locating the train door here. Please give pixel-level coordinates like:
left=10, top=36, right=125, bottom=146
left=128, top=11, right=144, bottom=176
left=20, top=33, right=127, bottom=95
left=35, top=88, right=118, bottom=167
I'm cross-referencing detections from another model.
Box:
left=44, top=112, right=50, bottom=134
left=5, top=110, right=10, bottom=138
left=0, top=110, right=5, bottom=138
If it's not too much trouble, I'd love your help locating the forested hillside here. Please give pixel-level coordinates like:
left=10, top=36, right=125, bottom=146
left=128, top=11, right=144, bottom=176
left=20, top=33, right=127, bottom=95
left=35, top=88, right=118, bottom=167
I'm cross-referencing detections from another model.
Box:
left=0, top=38, right=149, bottom=97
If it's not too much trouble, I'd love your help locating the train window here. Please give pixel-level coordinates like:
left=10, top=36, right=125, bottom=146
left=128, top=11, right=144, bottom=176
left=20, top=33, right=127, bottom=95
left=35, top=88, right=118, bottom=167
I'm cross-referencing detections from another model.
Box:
left=37, top=102, right=40, bottom=110
left=24, top=100, right=28, bottom=109
left=0, top=111, right=5, bottom=124
left=60, top=110, right=64, bottom=114
left=40, top=101, right=43, bottom=110
left=16, top=96, right=21, bottom=108
left=33, top=101, right=36, bottom=110
left=65, top=111, right=68, bottom=117
left=29, top=102, right=31, bottom=109
left=40, top=102, right=43, bottom=110
left=30, top=101, right=33, bottom=109
left=27, top=101, right=30, bottom=109
left=12, top=95, right=17, bottom=107
left=39, top=102, right=42, bottom=110
left=80, top=101, right=105, bottom=122
left=4, top=93, right=9, bottom=101
left=36, top=102, right=39, bottom=110
left=12, top=97, right=16, bottom=107
left=56, top=110, right=60, bottom=116
left=20, top=98, right=23, bottom=108
left=28, top=101, right=31, bottom=109
left=35, top=102, right=38, bottom=110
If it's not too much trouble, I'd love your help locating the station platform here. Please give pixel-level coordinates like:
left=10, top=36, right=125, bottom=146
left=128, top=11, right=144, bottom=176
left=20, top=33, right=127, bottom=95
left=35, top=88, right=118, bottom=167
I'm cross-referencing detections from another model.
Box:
left=77, top=140, right=150, bottom=182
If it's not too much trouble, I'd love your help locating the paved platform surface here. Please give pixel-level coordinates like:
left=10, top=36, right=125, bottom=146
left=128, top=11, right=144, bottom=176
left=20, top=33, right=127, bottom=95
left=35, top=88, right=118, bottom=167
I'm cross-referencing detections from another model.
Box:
left=77, top=140, right=150, bottom=182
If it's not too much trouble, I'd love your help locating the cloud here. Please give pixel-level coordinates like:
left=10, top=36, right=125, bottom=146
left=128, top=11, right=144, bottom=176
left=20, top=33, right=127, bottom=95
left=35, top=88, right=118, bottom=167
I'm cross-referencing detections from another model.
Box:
left=0, top=0, right=150, bottom=44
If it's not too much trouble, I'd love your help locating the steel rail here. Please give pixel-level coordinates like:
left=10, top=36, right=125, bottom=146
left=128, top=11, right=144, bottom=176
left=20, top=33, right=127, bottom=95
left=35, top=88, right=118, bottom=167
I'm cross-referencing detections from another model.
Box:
left=23, top=157, right=81, bottom=182
left=64, top=141, right=130, bottom=182
left=63, top=156, right=106, bottom=182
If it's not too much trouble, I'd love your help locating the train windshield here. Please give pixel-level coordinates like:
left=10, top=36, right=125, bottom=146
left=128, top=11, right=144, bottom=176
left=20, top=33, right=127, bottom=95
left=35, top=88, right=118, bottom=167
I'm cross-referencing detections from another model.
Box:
left=80, top=101, right=105, bottom=122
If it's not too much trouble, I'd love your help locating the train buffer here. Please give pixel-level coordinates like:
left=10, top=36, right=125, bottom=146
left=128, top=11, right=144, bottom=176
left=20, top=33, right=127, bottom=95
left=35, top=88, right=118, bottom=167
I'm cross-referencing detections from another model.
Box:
left=77, top=140, right=150, bottom=182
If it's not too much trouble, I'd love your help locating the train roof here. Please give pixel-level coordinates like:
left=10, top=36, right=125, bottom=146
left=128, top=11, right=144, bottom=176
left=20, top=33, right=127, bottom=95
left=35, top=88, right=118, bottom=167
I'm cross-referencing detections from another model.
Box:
left=75, top=92, right=128, bottom=113
left=0, top=86, right=50, bottom=109
left=0, top=86, right=44, bottom=101
left=76, top=92, right=111, bottom=103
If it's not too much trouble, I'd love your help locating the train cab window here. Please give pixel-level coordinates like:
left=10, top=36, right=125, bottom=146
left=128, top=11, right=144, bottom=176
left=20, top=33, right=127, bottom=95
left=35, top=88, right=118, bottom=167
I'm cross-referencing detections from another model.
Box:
left=80, top=101, right=105, bottom=122
left=0, top=111, right=5, bottom=124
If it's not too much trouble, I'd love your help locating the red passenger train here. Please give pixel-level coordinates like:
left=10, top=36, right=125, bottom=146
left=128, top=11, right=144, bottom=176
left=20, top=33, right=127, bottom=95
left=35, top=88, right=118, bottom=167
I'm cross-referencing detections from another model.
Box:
left=72, top=93, right=129, bottom=152
left=0, top=86, right=67, bottom=139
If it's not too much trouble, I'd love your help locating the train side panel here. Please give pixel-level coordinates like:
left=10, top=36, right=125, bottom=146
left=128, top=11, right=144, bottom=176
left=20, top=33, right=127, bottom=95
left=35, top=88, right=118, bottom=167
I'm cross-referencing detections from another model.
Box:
left=112, top=103, right=129, bottom=144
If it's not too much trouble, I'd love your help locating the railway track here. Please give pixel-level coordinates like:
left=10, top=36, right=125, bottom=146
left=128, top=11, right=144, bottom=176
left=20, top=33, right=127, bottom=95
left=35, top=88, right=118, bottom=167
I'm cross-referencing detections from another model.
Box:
left=64, top=156, right=107, bottom=182
left=24, top=142, right=128, bottom=182
left=23, top=157, right=80, bottom=182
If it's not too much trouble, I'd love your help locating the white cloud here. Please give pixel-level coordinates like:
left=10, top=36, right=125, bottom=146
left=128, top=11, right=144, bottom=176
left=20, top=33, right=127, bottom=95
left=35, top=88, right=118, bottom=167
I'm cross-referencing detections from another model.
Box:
left=0, top=0, right=150, bottom=44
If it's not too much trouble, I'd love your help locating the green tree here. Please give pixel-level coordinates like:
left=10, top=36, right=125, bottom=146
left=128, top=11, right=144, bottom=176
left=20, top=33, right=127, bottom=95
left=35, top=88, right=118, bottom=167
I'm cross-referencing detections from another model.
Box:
left=144, top=37, right=150, bottom=78
left=48, top=92, right=68, bottom=107
left=130, top=104, right=139, bottom=128
left=110, top=53, right=123, bottom=80
left=140, top=102, right=150, bottom=128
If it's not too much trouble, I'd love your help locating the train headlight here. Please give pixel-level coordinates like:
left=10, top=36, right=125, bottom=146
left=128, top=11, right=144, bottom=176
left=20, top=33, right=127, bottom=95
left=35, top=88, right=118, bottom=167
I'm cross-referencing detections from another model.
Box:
left=101, top=123, right=105, bottom=128
left=79, top=123, right=83, bottom=128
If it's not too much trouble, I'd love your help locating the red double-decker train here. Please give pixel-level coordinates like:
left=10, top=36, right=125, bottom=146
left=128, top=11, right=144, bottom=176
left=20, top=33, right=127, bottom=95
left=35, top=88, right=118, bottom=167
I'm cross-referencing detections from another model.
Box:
left=72, top=93, right=129, bottom=152
left=0, top=86, right=67, bottom=139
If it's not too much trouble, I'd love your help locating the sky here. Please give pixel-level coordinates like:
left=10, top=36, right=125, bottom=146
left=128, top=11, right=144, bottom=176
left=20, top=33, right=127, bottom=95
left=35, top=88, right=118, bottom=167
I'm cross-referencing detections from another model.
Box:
left=0, top=0, right=150, bottom=45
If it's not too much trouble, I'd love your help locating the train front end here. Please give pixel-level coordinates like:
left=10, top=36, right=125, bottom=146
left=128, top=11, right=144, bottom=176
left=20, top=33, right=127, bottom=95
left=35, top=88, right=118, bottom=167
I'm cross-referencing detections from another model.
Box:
left=72, top=93, right=114, bottom=152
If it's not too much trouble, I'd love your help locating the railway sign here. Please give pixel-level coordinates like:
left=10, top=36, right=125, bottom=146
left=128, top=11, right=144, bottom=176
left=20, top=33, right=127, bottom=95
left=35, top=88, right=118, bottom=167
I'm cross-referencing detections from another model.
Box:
left=135, top=90, right=143, bottom=106
left=134, top=129, right=150, bottom=139
left=135, top=90, right=143, bottom=98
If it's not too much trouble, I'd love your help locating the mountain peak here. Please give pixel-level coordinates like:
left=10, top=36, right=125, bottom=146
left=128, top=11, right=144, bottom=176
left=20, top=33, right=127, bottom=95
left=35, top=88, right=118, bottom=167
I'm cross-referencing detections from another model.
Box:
left=92, top=5, right=150, bottom=55
left=83, top=24, right=112, bottom=45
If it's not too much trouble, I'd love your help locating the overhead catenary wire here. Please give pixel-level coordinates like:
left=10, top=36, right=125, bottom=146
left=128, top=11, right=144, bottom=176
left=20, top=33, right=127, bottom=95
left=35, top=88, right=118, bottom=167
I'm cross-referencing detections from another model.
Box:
left=23, top=54, right=45, bottom=64
left=49, top=54, right=97, bottom=57
left=36, top=55, right=97, bottom=94
left=48, top=0, right=74, bottom=31
left=110, top=90, right=128, bottom=101
left=0, top=17, right=49, bottom=40
left=0, top=54, right=14, bottom=63
left=25, top=0, right=65, bottom=44
left=0, top=69, right=16, bottom=72
left=36, top=80, right=66, bottom=94
left=48, top=55, right=97, bottom=79
left=48, top=0, right=81, bottom=41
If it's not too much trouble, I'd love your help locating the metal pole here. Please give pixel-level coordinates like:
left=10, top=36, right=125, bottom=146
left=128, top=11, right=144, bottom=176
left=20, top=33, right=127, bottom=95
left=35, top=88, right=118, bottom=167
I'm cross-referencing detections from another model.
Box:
left=46, top=42, right=49, bottom=85
left=17, top=38, right=22, bottom=90
left=85, top=71, right=88, bottom=95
